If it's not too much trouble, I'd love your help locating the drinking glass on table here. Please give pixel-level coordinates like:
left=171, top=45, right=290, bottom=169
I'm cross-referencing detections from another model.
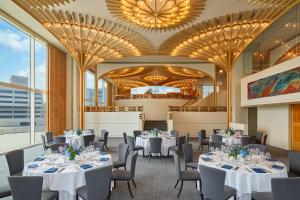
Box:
left=266, top=152, right=271, bottom=159
left=210, top=147, right=215, bottom=152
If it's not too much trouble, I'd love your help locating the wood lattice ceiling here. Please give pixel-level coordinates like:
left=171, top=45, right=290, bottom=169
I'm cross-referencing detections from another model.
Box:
left=238, top=0, right=297, bottom=8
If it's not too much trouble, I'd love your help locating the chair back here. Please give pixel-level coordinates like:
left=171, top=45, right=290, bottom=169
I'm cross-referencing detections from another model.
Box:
left=170, top=130, right=179, bottom=145
left=211, top=134, right=222, bottom=142
left=240, top=136, right=252, bottom=146
left=8, top=176, right=43, bottom=200
left=102, top=131, right=109, bottom=145
left=53, top=136, right=66, bottom=144
left=129, top=152, right=138, bottom=179
left=185, top=133, right=190, bottom=143
left=45, top=131, right=54, bottom=143
left=118, top=143, right=129, bottom=162
left=247, top=144, right=266, bottom=152
left=177, top=136, right=186, bottom=151
left=85, top=166, right=112, bottom=200
left=123, top=132, right=127, bottom=144
left=271, top=177, right=300, bottom=200
left=255, top=132, right=263, bottom=143
left=127, top=136, right=135, bottom=151
left=198, top=164, right=225, bottom=200
left=209, top=142, right=224, bottom=149
left=133, top=130, right=142, bottom=140
left=173, top=153, right=181, bottom=180
left=198, top=131, right=206, bottom=145
left=85, top=129, right=95, bottom=135
left=149, top=137, right=162, bottom=154
left=50, top=143, right=67, bottom=153
left=100, top=129, right=107, bottom=137
left=41, top=134, right=47, bottom=150
left=83, top=135, right=95, bottom=147
left=213, top=129, right=221, bottom=135
left=5, top=150, right=24, bottom=176
left=289, top=151, right=300, bottom=176
left=89, top=141, right=105, bottom=152
left=182, top=143, right=193, bottom=163
left=261, top=134, right=268, bottom=145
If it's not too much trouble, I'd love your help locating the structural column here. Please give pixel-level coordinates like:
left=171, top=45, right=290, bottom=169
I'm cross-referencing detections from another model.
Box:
left=79, top=68, right=85, bottom=130
left=226, top=69, right=232, bottom=128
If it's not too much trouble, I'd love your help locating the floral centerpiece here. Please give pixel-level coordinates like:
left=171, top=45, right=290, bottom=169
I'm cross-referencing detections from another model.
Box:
left=225, top=128, right=235, bottom=136
left=228, top=145, right=249, bottom=160
left=151, top=128, right=159, bottom=137
left=76, top=129, right=82, bottom=136
left=65, top=145, right=80, bottom=160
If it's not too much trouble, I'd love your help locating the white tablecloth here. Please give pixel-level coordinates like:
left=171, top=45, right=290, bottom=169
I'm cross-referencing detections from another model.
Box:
left=222, top=137, right=241, bottom=146
left=135, top=135, right=176, bottom=156
left=23, top=153, right=113, bottom=200
left=198, top=153, right=288, bottom=200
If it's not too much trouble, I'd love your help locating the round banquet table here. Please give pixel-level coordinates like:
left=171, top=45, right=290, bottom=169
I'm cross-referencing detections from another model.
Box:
left=198, top=152, right=287, bottom=200
left=135, top=134, right=176, bottom=156
left=210, top=135, right=251, bottom=146
left=23, top=153, right=113, bottom=200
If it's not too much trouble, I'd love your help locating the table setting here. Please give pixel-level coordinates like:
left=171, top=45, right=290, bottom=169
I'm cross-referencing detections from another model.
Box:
left=64, top=129, right=94, bottom=147
left=23, top=144, right=112, bottom=200
left=212, top=129, right=250, bottom=146
left=135, top=130, right=176, bottom=156
left=198, top=145, right=287, bottom=200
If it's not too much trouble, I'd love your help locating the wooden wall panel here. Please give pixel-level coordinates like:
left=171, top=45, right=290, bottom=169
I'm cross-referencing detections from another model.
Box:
left=292, top=104, right=300, bottom=151
left=47, top=45, right=67, bottom=135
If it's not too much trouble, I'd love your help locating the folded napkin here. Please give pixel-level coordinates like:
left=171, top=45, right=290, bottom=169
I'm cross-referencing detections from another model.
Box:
left=44, top=167, right=58, bottom=173
left=205, top=152, right=214, bottom=156
left=100, top=157, right=110, bottom=162
left=252, top=168, right=267, bottom=173
left=100, top=152, right=108, bottom=155
left=201, top=157, right=211, bottom=162
left=80, top=164, right=93, bottom=169
left=266, top=158, right=278, bottom=162
left=272, top=164, right=284, bottom=170
left=221, top=165, right=233, bottom=170
left=34, top=157, right=44, bottom=161
left=28, top=164, right=38, bottom=169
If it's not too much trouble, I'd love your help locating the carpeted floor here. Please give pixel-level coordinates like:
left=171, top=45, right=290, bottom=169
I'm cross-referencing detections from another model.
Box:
left=0, top=138, right=289, bottom=200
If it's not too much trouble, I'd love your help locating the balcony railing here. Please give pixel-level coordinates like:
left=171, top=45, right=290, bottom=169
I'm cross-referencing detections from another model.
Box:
left=85, top=106, right=143, bottom=112
left=115, top=93, right=197, bottom=100
left=169, top=106, right=227, bottom=112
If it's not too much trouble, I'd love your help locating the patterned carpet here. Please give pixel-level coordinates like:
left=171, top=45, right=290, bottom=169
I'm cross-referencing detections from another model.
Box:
left=0, top=138, right=288, bottom=200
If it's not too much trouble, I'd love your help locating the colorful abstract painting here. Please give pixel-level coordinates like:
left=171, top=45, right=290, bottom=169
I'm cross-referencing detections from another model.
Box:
left=248, top=67, right=300, bottom=99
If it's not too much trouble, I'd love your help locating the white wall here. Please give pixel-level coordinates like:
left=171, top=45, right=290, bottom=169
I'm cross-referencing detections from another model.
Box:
left=257, top=104, right=290, bottom=150
left=115, top=99, right=188, bottom=120
left=85, top=112, right=143, bottom=137
left=172, top=112, right=227, bottom=137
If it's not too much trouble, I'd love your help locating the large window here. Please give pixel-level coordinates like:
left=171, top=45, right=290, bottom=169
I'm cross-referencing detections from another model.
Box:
left=0, top=17, right=47, bottom=153
left=85, top=70, right=95, bottom=106
left=98, top=79, right=107, bottom=106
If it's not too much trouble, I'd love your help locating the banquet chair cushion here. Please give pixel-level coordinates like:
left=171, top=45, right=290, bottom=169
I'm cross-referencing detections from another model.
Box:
left=180, top=171, right=201, bottom=180
left=113, top=160, right=126, bottom=169
left=0, top=185, right=11, bottom=198
left=112, top=170, right=131, bottom=180
left=41, top=190, right=59, bottom=200
left=224, top=186, right=237, bottom=200
left=185, top=162, right=198, bottom=169
left=76, top=186, right=88, bottom=200
left=251, top=192, right=272, bottom=200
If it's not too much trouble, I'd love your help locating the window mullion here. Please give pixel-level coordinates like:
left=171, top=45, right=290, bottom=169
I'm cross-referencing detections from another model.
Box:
left=30, top=37, right=35, bottom=145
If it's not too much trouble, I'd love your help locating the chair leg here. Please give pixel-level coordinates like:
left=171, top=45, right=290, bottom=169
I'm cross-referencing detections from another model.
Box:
left=132, top=179, right=137, bottom=188
left=148, top=153, right=151, bottom=162
left=201, top=146, right=204, bottom=153
left=185, top=165, right=187, bottom=170
left=195, top=180, right=197, bottom=188
left=177, top=181, right=183, bottom=198
left=234, top=194, right=237, bottom=200
left=142, top=149, right=144, bottom=157
left=174, top=179, right=179, bottom=188
left=127, top=181, right=133, bottom=198
left=199, top=180, right=204, bottom=199
left=198, top=144, right=200, bottom=151
left=109, top=181, right=111, bottom=199
left=114, top=180, right=116, bottom=188
left=76, top=194, right=79, bottom=200
left=160, top=153, right=162, bottom=162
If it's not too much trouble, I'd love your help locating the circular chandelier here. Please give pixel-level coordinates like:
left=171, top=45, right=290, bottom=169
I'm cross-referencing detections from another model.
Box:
left=106, top=0, right=206, bottom=31
left=144, top=73, right=168, bottom=82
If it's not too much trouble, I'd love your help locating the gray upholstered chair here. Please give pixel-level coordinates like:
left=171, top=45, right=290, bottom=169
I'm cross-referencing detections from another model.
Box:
left=198, top=130, right=209, bottom=152
left=241, top=136, right=253, bottom=146
left=50, top=143, right=68, bottom=153
left=247, top=144, right=267, bottom=153
left=89, top=141, right=105, bottom=152
left=8, top=176, right=59, bottom=200
left=133, top=130, right=142, bottom=141
left=198, top=164, right=236, bottom=200
left=112, top=152, right=138, bottom=198
left=5, top=149, right=24, bottom=176
left=173, top=153, right=202, bottom=198
left=182, top=143, right=197, bottom=170
left=45, top=131, right=54, bottom=144
left=41, top=134, right=51, bottom=151
left=251, top=177, right=300, bottom=200
left=83, top=135, right=95, bottom=147
left=0, top=185, right=11, bottom=198
left=76, top=166, right=112, bottom=200
left=127, top=136, right=144, bottom=156
left=168, top=136, right=186, bottom=156
left=98, top=131, right=109, bottom=151
left=185, top=133, right=190, bottom=143
left=254, top=132, right=263, bottom=144
left=213, top=129, right=221, bottom=135
left=123, top=132, right=127, bottom=144
left=170, top=130, right=179, bottom=144
left=288, top=151, right=300, bottom=177
left=211, top=134, right=223, bottom=143
left=261, top=134, right=268, bottom=145
left=113, top=143, right=129, bottom=170
left=149, top=137, right=162, bottom=161
left=53, top=136, right=66, bottom=144
left=209, top=142, right=225, bottom=150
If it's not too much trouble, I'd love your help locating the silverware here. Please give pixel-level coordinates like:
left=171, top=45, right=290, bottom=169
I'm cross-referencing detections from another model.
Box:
left=234, top=167, right=239, bottom=171
left=58, top=167, right=65, bottom=173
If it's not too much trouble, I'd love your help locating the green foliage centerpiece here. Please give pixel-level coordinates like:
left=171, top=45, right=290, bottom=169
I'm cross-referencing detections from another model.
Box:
left=76, top=129, right=82, bottom=136
left=225, top=128, right=235, bottom=136
left=151, top=128, right=159, bottom=137
left=228, top=145, right=249, bottom=160
left=65, top=145, right=80, bottom=161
